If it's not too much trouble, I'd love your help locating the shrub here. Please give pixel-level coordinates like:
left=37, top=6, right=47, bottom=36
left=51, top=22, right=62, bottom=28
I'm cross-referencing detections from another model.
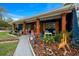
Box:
left=43, top=33, right=55, bottom=44
left=43, top=31, right=72, bottom=45
left=53, top=33, right=62, bottom=43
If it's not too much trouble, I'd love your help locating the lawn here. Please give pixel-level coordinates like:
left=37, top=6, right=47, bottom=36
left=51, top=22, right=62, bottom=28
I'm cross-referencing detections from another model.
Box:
left=0, top=32, right=18, bottom=41
left=0, top=32, right=8, bottom=37
left=0, top=32, right=18, bottom=56
left=0, top=42, right=18, bottom=56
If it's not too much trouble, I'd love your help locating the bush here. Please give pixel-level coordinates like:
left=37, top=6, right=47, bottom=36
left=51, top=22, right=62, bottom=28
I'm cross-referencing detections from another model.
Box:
left=43, top=33, right=55, bottom=44
left=53, top=33, right=62, bottom=43
left=43, top=31, right=72, bottom=45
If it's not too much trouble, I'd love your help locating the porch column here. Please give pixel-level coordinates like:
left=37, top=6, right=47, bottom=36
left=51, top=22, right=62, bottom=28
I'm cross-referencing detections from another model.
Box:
left=22, top=21, right=26, bottom=35
left=12, top=23, right=17, bottom=33
left=55, top=21, right=59, bottom=33
left=43, top=22, right=46, bottom=32
left=30, top=23, right=34, bottom=30
left=30, top=23, right=35, bottom=34
left=36, top=18, right=40, bottom=38
left=61, top=13, right=67, bottom=32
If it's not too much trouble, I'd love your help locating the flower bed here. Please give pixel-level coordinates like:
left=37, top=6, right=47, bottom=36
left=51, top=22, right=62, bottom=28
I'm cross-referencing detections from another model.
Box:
left=30, top=31, right=79, bottom=56
left=30, top=38, right=79, bottom=56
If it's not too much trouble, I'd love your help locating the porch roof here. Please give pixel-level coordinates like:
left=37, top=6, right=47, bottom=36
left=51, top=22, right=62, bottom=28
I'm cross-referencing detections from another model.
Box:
left=14, top=4, right=74, bottom=24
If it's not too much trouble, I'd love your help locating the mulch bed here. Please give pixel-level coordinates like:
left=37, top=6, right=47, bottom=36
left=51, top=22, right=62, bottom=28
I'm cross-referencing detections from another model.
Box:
left=30, top=39, right=79, bottom=56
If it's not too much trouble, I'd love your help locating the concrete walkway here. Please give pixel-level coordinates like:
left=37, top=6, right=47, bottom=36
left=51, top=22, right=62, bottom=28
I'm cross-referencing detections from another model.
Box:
left=13, top=35, right=34, bottom=56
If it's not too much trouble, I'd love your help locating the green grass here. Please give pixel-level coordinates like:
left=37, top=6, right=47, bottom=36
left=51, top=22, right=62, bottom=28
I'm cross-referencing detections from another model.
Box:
left=0, top=32, right=18, bottom=56
left=0, top=32, right=8, bottom=37
left=0, top=42, right=17, bottom=56
left=0, top=32, right=18, bottom=41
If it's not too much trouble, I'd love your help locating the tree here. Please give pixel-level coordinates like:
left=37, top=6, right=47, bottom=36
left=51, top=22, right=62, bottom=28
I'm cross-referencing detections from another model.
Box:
left=0, top=7, right=13, bottom=27
left=5, top=17, right=13, bottom=23
left=0, top=20, right=11, bottom=27
left=0, top=7, right=6, bottom=21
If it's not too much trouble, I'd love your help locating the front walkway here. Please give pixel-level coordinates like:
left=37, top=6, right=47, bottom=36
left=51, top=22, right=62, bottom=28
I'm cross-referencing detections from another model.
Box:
left=13, top=35, right=34, bottom=56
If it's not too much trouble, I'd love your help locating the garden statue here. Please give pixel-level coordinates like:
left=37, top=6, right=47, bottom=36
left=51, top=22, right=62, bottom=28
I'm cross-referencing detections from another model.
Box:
left=58, top=32, right=71, bottom=55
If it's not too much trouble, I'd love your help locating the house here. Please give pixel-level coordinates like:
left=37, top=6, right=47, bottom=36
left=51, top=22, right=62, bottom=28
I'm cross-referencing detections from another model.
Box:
left=12, top=3, right=79, bottom=44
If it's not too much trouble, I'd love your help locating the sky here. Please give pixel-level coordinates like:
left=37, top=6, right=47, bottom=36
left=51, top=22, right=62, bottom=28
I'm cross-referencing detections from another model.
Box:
left=0, top=3, right=63, bottom=20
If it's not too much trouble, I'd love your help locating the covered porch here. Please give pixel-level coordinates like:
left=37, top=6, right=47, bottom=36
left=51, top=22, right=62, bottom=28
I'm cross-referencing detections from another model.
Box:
left=13, top=11, right=73, bottom=38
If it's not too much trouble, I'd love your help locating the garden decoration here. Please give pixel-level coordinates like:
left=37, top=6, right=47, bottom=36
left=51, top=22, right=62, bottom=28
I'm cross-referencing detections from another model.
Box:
left=58, top=32, right=71, bottom=55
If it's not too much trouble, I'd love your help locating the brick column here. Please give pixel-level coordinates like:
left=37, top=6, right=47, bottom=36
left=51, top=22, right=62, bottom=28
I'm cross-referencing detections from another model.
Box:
left=22, top=21, right=26, bottom=35
left=43, top=22, right=46, bottom=32
left=61, top=13, right=67, bottom=32
left=12, top=23, right=17, bottom=33
left=30, top=23, right=34, bottom=35
left=30, top=23, right=34, bottom=30
left=55, top=21, right=59, bottom=33
left=36, top=18, right=40, bottom=38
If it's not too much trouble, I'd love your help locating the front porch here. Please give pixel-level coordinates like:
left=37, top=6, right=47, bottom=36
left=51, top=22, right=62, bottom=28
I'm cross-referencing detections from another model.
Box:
left=13, top=11, right=72, bottom=38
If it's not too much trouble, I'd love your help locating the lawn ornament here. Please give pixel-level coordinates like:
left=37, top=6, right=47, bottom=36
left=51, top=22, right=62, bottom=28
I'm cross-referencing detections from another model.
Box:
left=58, top=32, right=71, bottom=55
